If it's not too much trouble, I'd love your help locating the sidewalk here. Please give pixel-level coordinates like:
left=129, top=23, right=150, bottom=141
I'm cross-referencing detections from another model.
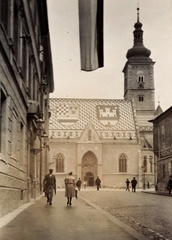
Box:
left=141, top=188, right=172, bottom=196
left=78, top=186, right=172, bottom=197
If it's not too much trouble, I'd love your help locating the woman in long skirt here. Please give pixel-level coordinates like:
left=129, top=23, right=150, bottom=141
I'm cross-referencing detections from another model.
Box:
left=64, top=172, right=75, bottom=205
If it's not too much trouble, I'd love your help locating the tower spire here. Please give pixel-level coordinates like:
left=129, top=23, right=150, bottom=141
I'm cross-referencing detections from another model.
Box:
left=126, top=8, right=151, bottom=59
left=137, top=7, right=140, bottom=23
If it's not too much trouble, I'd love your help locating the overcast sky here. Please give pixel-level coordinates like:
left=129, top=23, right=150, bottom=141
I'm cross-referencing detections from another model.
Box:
left=47, top=0, right=172, bottom=112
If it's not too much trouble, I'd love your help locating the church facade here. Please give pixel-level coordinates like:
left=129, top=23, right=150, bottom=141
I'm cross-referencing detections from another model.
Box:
left=49, top=9, right=157, bottom=188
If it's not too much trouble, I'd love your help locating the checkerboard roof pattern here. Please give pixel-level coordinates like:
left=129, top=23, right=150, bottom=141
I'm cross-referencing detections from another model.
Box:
left=49, top=98, right=136, bottom=131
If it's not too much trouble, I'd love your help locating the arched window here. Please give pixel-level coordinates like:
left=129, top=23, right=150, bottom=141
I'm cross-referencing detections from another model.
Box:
left=150, top=161, right=153, bottom=173
left=137, top=75, right=144, bottom=89
left=119, top=153, right=127, bottom=172
left=138, top=95, right=144, bottom=102
left=138, top=76, right=144, bottom=83
left=56, top=153, right=64, bottom=173
left=168, top=162, right=172, bottom=175
left=143, top=156, right=147, bottom=173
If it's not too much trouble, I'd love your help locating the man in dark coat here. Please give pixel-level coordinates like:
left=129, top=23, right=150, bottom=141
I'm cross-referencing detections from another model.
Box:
left=43, top=169, right=56, bottom=205
left=76, top=178, right=82, bottom=191
left=168, top=176, right=172, bottom=195
left=131, top=177, right=137, bottom=192
left=95, top=176, right=101, bottom=191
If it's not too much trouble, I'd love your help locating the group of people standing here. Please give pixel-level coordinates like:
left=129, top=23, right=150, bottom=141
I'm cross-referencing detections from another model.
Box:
left=42, top=171, right=172, bottom=206
left=125, top=177, right=137, bottom=192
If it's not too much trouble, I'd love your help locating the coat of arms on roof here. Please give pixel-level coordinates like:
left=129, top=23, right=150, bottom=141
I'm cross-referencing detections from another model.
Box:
left=97, top=105, right=119, bottom=126
left=56, top=103, right=79, bottom=126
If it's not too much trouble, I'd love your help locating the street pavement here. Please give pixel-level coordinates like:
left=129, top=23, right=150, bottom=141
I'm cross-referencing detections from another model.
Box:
left=0, top=189, right=149, bottom=240
left=79, top=188, right=172, bottom=240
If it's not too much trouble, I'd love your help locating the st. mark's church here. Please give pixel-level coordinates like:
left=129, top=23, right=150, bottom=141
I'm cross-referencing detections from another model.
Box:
left=48, top=9, right=162, bottom=188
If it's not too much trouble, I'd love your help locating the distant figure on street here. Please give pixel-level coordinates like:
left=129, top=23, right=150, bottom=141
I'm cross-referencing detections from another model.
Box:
left=125, top=178, right=130, bottom=191
left=64, top=172, right=75, bottom=205
left=131, top=177, right=137, bottom=192
left=168, top=176, right=172, bottom=195
left=95, top=176, right=101, bottom=191
left=43, top=169, right=56, bottom=205
left=83, top=181, right=87, bottom=189
left=76, top=178, right=82, bottom=191
left=147, top=181, right=150, bottom=189
left=155, top=182, right=158, bottom=191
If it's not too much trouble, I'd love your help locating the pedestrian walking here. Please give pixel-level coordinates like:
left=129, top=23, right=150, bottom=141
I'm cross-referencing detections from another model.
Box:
left=147, top=181, right=150, bottom=189
left=125, top=178, right=130, bottom=191
left=95, top=176, right=101, bottom=191
left=76, top=178, right=82, bottom=191
left=131, top=177, right=137, bottom=192
left=64, top=172, right=75, bottom=205
left=43, top=169, right=56, bottom=205
left=168, top=176, right=172, bottom=195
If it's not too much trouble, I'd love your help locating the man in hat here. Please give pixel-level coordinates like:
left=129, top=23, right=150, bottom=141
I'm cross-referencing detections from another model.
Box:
left=43, top=169, right=56, bottom=205
left=95, top=176, right=101, bottom=191
left=76, top=178, right=82, bottom=191
left=131, top=177, right=137, bottom=192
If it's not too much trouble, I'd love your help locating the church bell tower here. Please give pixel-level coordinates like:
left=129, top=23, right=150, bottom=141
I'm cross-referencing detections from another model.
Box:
left=123, top=8, right=155, bottom=112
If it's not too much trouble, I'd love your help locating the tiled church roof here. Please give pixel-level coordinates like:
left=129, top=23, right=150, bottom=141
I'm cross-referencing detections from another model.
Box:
left=49, top=98, right=137, bottom=139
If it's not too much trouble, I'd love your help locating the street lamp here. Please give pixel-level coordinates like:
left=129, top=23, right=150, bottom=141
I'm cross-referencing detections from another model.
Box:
left=149, top=155, right=157, bottom=189
left=36, top=118, right=44, bottom=131
left=142, top=165, right=146, bottom=190
left=41, top=132, right=48, bottom=147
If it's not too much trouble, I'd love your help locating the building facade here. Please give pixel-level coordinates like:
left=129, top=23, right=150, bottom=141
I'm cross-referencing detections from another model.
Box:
left=150, top=107, right=172, bottom=192
left=49, top=9, right=156, bottom=189
left=0, top=0, right=54, bottom=218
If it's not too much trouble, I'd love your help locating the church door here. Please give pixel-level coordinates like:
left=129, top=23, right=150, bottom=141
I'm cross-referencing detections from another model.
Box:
left=82, top=151, right=97, bottom=186
left=84, top=172, right=94, bottom=186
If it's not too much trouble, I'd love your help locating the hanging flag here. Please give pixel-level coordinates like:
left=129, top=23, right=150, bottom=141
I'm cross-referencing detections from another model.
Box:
left=78, top=0, right=104, bottom=71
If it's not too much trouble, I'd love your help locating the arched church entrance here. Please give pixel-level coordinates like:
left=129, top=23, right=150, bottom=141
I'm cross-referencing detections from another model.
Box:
left=82, top=151, right=97, bottom=186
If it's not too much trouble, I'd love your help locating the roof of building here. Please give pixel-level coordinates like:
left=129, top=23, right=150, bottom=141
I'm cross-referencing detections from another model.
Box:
left=49, top=98, right=138, bottom=140
left=149, top=106, right=172, bottom=124
left=154, top=104, right=163, bottom=117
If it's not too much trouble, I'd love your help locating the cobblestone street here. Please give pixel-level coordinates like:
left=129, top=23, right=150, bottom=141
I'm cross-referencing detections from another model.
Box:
left=1, top=188, right=172, bottom=240
left=79, top=188, right=172, bottom=240
left=0, top=190, right=147, bottom=240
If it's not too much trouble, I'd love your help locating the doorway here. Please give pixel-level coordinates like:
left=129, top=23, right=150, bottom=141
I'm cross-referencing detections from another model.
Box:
left=84, top=172, right=94, bottom=186
left=82, top=150, right=97, bottom=186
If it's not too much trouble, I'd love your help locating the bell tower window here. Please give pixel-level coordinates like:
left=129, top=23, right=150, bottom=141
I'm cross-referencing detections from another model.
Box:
left=138, top=76, right=144, bottom=83
left=137, top=75, right=144, bottom=88
left=138, top=95, right=144, bottom=102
